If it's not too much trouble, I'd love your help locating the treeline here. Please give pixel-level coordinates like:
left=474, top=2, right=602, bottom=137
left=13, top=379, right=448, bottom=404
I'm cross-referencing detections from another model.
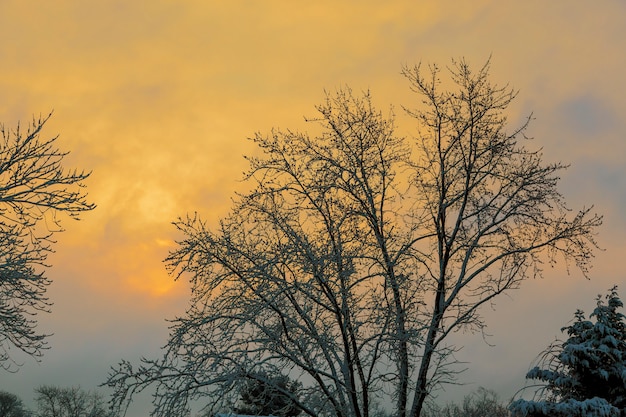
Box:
left=0, top=386, right=113, bottom=417
left=1, top=386, right=511, bottom=417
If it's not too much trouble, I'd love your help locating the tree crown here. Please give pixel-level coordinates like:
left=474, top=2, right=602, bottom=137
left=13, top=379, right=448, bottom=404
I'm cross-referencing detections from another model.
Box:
left=511, top=286, right=626, bottom=417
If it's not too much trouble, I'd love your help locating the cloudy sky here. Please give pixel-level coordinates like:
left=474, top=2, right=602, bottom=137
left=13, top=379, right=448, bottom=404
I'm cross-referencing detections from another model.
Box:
left=1, top=1, right=625, bottom=415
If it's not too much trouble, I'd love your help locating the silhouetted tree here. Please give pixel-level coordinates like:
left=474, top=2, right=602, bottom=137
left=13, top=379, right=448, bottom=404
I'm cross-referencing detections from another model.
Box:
left=35, top=385, right=112, bottom=417
left=106, top=58, right=601, bottom=417
left=0, top=113, right=95, bottom=370
left=423, top=387, right=509, bottom=417
left=235, top=372, right=301, bottom=417
left=510, top=287, right=626, bottom=417
left=0, top=391, right=30, bottom=417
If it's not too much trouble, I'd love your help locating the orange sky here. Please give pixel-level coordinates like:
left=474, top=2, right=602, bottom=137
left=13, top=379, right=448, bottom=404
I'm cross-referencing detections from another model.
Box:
left=1, top=1, right=625, bottom=415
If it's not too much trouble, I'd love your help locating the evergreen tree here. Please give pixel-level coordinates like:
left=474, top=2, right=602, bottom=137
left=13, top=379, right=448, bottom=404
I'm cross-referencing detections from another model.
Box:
left=510, top=286, right=626, bottom=417
left=0, top=391, right=30, bottom=417
left=235, top=372, right=301, bottom=417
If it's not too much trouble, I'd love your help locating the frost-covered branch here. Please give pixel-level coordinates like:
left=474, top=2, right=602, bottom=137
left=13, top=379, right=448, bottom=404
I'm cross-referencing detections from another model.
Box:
left=105, top=59, right=601, bottom=417
left=0, top=113, right=95, bottom=370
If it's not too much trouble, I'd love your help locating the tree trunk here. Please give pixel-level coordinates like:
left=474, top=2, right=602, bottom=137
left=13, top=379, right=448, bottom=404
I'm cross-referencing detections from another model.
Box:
left=409, top=274, right=445, bottom=417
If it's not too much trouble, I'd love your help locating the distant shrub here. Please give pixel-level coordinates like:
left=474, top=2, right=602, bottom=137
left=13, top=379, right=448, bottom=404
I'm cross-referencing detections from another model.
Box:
left=423, top=387, right=510, bottom=417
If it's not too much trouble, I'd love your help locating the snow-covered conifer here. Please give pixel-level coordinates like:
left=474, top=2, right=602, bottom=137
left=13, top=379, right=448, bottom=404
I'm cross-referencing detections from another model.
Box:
left=510, top=286, right=626, bottom=417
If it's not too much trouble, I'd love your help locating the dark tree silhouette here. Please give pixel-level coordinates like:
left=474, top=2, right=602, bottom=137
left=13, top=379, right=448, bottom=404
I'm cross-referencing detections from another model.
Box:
left=106, top=58, right=601, bottom=417
left=510, top=287, right=626, bottom=417
left=235, top=372, right=302, bottom=417
left=422, top=387, right=509, bottom=417
left=0, top=391, right=30, bottom=417
left=35, top=385, right=112, bottom=417
left=0, top=113, right=95, bottom=370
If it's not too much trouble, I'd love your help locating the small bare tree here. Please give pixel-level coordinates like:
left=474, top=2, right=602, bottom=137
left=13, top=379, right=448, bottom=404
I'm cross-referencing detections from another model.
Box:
left=35, top=385, right=112, bottom=417
left=105, top=59, right=601, bottom=417
left=422, top=387, right=510, bottom=417
left=0, top=113, right=95, bottom=370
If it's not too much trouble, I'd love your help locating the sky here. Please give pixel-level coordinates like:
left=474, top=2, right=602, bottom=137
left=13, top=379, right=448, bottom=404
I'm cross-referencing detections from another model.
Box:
left=1, top=1, right=625, bottom=415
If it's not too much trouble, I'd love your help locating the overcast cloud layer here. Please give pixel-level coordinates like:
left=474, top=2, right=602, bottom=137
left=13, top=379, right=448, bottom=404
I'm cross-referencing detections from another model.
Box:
left=1, top=1, right=625, bottom=415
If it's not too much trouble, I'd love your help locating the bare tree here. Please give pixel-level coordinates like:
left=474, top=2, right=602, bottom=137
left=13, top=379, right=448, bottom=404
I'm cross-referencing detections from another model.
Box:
left=400, top=59, right=600, bottom=416
left=422, top=387, right=510, bottom=417
left=35, top=385, right=112, bottom=417
left=105, top=59, right=601, bottom=417
left=0, top=113, right=95, bottom=370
